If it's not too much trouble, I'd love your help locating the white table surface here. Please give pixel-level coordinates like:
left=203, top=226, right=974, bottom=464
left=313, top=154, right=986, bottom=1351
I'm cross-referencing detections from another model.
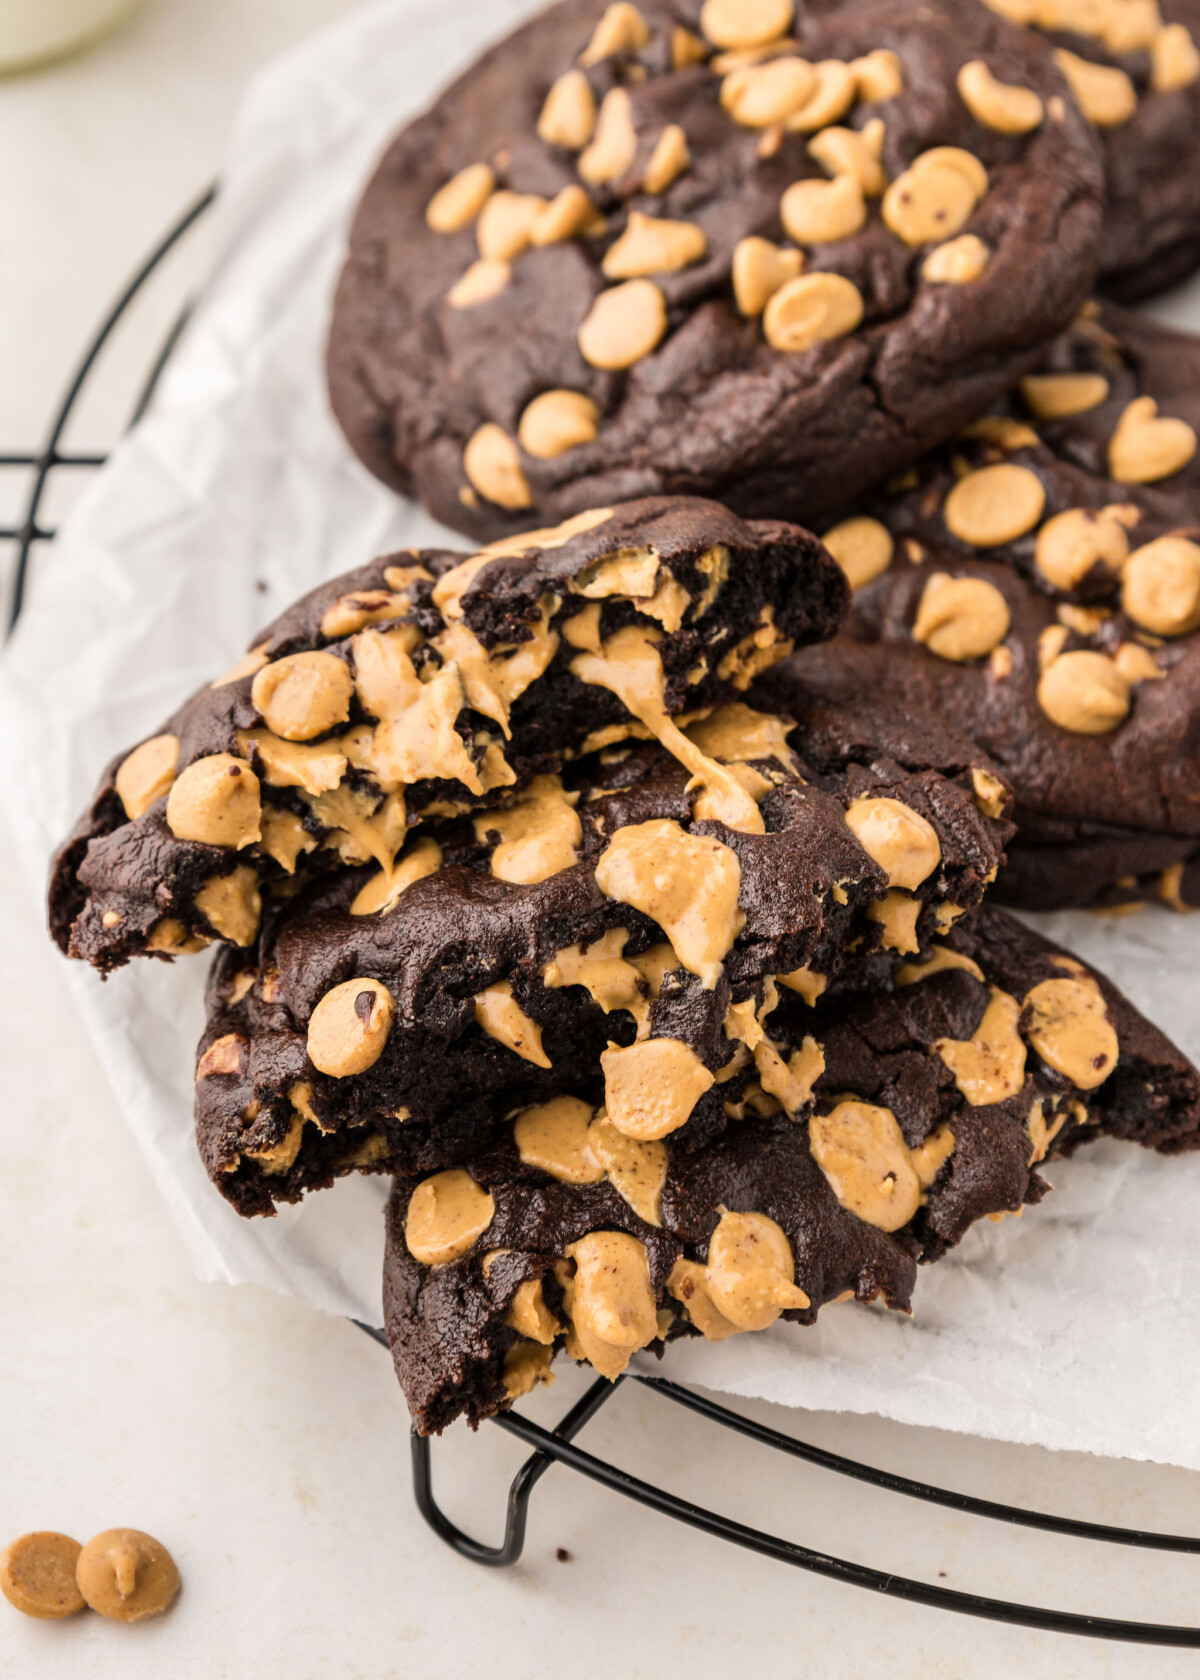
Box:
left=4, top=4, right=1200, bottom=1675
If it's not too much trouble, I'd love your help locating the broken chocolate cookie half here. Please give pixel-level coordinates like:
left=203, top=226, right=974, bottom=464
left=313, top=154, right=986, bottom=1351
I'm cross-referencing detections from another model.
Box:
left=194, top=697, right=1010, bottom=1216
left=49, top=496, right=846, bottom=972
left=383, top=906, right=1200, bottom=1434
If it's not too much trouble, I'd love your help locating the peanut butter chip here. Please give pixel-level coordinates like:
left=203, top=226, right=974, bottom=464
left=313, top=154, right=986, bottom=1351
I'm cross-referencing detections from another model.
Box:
left=780, top=171, right=866, bottom=244
left=1038, top=649, right=1131, bottom=733
left=564, top=1231, right=658, bottom=1379
left=251, top=652, right=354, bottom=743
left=578, top=279, right=667, bottom=369
left=1035, top=506, right=1129, bottom=591
left=538, top=68, right=597, bottom=149
left=307, top=977, right=395, bottom=1077
left=543, top=928, right=649, bottom=1035
left=506, top=1279, right=560, bottom=1344
left=587, top=1114, right=667, bottom=1224
left=1122, top=536, right=1200, bottom=636
left=426, top=162, right=495, bottom=232
left=957, top=59, right=1044, bottom=132
left=809, top=1102, right=922, bottom=1232
left=1054, top=48, right=1137, bottom=125
left=194, top=866, right=261, bottom=946
left=1109, top=398, right=1198, bottom=484
left=701, top=0, right=792, bottom=48
left=1024, top=975, right=1118, bottom=1089
left=195, top=1033, right=245, bottom=1080
left=784, top=60, right=857, bottom=131
left=935, top=987, right=1027, bottom=1105
left=596, top=818, right=743, bottom=988
left=685, top=701, right=795, bottom=768
left=644, top=123, right=691, bottom=193
left=922, top=233, right=990, bottom=284
left=115, top=734, right=178, bottom=820
left=531, top=185, right=599, bottom=247
left=868, top=890, right=922, bottom=954
left=602, top=1036, right=715, bottom=1139
left=668, top=1259, right=742, bottom=1340
left=762, top=271, right=863, bottom=352
left=580, top=2, right=650, bottom=65
left=463, top=424, right=532, bottom=510
left=579, top=88, right=637, bottom=186
left=732, top=237, right=804, bottom=315
left=851, top=47, right=903, bottom=101
left=912, top=573, right=1011, bottom=661
left=895, top=943, right=985, bottom=986
left=75, top=1530, right=179, bottom=1623
left=475, top=775, right=582, bottom=883
left=519, top=390, right=600, bottom=458
left=504, top=1342, right=556, bottom=1399
left=822, top=516, right=893, bottom=589
left=166, top=754, right=261, bottom=848
left=448, top=258, right=512, bottom=309
left=943, top=463, right=1045, bottom=546
left=844, top=796, right=941, bottom=890
left=405, top=1169, right=495, bottom=1265
left=475, top=983, right=552, bottom=1067
left=0, top=1533, right=84, bottom=1619
left=705, top=1211, right=809, bottom=1330
left=721, top=57, right=817, bottom=126
left=1153, top=23, right=1200, bottom=91
left=1021, top=372, right=1109, bottom=420
left=514, top=1096, right=605, bottom=1182
left=603, top=212, right=707, bottom=278
left=882, top=148, right=987, bottom=246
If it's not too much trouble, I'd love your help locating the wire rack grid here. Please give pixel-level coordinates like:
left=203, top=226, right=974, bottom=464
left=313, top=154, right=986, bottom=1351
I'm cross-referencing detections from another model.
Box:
left=13, top=186, right=1200, bottom=1651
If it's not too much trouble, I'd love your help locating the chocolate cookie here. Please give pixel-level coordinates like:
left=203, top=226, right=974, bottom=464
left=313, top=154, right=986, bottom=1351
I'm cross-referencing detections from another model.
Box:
left=976, top=0, right=1200, bottom=300
left=766, top=303, right=1200, bottom=910
left=327, top=0, right=1101, bottom=541
left=49, top=497, right=845, bottom=971
left=194, top=700, right=1010, bottom=1216
left=383, top=906, right=1200, bottom=1433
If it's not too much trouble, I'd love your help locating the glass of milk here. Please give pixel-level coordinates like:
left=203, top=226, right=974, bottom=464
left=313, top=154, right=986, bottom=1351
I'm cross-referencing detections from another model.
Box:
left=0, top=0, right=145, bottom=74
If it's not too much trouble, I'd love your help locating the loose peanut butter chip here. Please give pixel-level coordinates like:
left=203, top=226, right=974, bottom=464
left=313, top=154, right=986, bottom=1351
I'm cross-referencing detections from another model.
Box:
left=895, top=944, right=985, bottom=986
left=780, top=171, right=866, bottom=245
left=307, top=977, right=395, bottom=1077
left=732, top=237, right=804, bottom=315
left=1035, top=506, right=1129, bottom=591
left=810, top=1102, right=922, bottom=1232
left=705, top=1211, right=809, bottom=1330
left=912, top=573, right=1011, bottom=662
left=882, top=148, right=987, bottom=246
left=721, top=57, right=817, bottom=126
left=762, top=272, right=863, bottom=352
left=0, top=1533, right=84, bottom=1619
left=115, top=734, right=179, bottom=820
left=426, top=162, right=495, bottom=232
left=463, top=424, right=532, bottom=510
left=1109, top=397, right=1198, bottom=484
left=596, top=818, right=743, bottom=988
left=75, top=1530, right=179, bottom=1623
left=579, top=87, right=637, bottom=185
left=538, top=68, right=596, bottom=149
left=475, top=775, right=582, bottom=884
left=166, top=754, right=261, bottom=848
left=1024, top=975, right=1118, bottom=1089
left=580, top=1, right=650, bottom=65
left=565, top=1231, right=658, bottom=1379
left=1054, top=48, right=1136, bottom=125
left=700, top=0, right=792, bottom=48
left=514, top=1096, right=605, bottom=1183
left=1038, top=649, right=1131, bottom=734
left=194, top=866, right=261, bottom=947
left=1021, top=372, right=1109, bottom=420
left=519, top=390, right=600, bottom=459
left=578, top=279, right=668, bottom=369
left=944, top=463, right=1045, bottom=547
left=251, top=651, right=354, bottom=744
left=504, top=1342, right=556, bottom=1399
left=867, top=890, right=922, bottom=954
left=1153, top=22, right=1200, bottom=90
left=844, top=796, right=941, bottom=890
left=935, top=987, right=1027, bottom=1105
left=1122, top=536, right=1200, bottom=636
left=822, top=516, right=893, bottom=589
left=405, top=1169, right=495, bottom=1266
left=957, top=59, right=1044, bottom=132
left=602, top=1036, right=715, bottom=1139
left=922, top=233, right=990, bottom=284
left=603, top=212, right=707, bottom=278
left=587, top=1114, right=667, bottom=1224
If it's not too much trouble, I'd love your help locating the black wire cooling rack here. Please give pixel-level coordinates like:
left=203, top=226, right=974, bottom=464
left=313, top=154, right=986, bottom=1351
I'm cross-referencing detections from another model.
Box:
left=14, top=187, right=1200, bottom=1650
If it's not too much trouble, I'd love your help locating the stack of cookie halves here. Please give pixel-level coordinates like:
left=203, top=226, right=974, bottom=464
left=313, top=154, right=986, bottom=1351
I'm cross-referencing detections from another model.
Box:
left=51, top=0, right=1200, bottom=1432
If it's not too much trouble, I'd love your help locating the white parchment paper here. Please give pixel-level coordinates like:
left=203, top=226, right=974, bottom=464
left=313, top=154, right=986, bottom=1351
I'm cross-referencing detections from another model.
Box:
left=3, top=0, right=1200, bottom=1467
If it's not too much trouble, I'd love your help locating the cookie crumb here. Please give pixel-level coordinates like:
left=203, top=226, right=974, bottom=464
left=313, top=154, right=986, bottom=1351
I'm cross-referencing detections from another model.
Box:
left=556, top=1547, right=571, bottom=1563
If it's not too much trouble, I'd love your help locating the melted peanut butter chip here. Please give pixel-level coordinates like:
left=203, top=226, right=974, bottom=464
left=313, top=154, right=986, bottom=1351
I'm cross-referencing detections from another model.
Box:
left=596, top=817, right=744, bottom=987
left=504, top=1341, right=556, bottom=1399
left=913, top=572, right=1011, bottom=662
left=115, top=734, right=178, bottom=820
left=1035, top=506, right=1129, bottom=592
left=238, top=729, right=347, bottom=797
left=146, top=918, right=210, bottom=955
left=1122, top=536, right=1200, bottom=637
left=166, top=754, right=261, bottom=849
left=371, top=666, right=482, bottom=793
left=321, top=587, right=419, bottom=640
left=258, top=806, right=317, bottom=874
left=506, top=1279, right=560, bottom=1344
left=543, top=928, right=649, bottom=1035
left=1038, top=649, right=1130, bottom=734
left=307, top=977, right=395, bottom=1078
left=685, top=702, right=795, bottom=770
left=910, top=1123, right=956, bottom=1188
left=564, top=1231, right=658, bottom=1379
left=475, top=983, right=552, bottom=1067
left=251, top=652, right=354, bottom=742
left=194, top=865, right=261, bottom=946
left=935, top=986, right=1027, bottom=1105
left=1027, top=1096, right=1067, bottom=1166
left=406, top=1169, right=495, bottom=1265
left=587, top=1113, right=667, bottom=1225
left=809, top=1101, right=922, bottom=1232
left=0, top=1533, right=85, bottom=1619
left=353, top=624, right=423, bottom=721
left=1024, top=974, right=1118, bottom=1089
left=75, top=1530, right=179, bottom=1623
left=602, top=1036, right=715, bottom=1139
left=514, top=1096, right=605, bottom=1183
left=844, top=796, right=941, bottom=891
left=777, top=965, right=827, bottom=1004
left=351, top=835, right=442, bottom=916
left=895, top=944, right=985, bottom=986
left=705, top=1211, right=809, bottom=1330
left=668, top=1259, right=742, bottom=1340
left=475, top=775, right=582, bottom=883
left=754, top=1036, right=824, bottom=1112
left=195, top=1033, right=245, bottom=1081
left=211, top=642, right=270, bottom=688
left=867, top=891, right=922, bottom=954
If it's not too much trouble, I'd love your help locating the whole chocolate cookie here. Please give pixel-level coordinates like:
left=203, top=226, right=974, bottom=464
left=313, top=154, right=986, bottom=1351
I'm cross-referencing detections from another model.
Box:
left=383, top=906, right=1200, bottom=1433
left=194, top=699, right=1010, bottom=1216
left=765, top=303, right=1200, bottom=910
left=976, top=0, right=1200, bottom=300
left=50, top=497, right=845, bottom=971
left=327, top=0, right=1101, bottom=541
